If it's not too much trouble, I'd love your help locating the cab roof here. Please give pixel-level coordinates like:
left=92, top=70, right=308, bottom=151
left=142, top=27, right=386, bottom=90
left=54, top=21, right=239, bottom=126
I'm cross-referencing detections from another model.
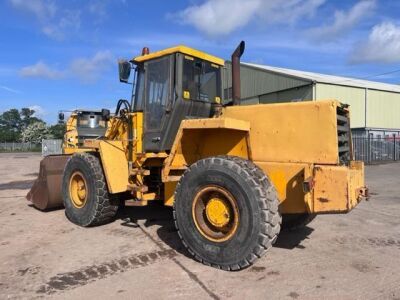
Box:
left=132, top=45, right=225, bottom=66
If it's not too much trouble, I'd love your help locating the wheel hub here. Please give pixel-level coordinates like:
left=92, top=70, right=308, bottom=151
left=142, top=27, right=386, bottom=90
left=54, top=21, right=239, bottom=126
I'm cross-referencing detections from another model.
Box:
left=205, top=198, right=230, bottom=227
left=192, top=186, right=239, bottom=242
left=69, top=171, right=87, bottom=208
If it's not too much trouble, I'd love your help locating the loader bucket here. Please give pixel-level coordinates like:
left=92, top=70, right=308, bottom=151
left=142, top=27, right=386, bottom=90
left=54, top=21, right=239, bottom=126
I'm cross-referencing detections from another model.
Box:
left=26, top=155, right=70, bottom=210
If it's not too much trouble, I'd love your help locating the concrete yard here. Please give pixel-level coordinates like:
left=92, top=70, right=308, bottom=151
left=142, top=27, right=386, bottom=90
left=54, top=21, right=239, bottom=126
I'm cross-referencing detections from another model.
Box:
left=0, top=152, right=399, bottom=299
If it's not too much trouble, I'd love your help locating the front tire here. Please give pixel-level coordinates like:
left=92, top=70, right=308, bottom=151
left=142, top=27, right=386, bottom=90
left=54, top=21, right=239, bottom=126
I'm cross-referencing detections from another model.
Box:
left=173, top=156, right=281, bottom=271
left=62, top=153, right=118, bottom=227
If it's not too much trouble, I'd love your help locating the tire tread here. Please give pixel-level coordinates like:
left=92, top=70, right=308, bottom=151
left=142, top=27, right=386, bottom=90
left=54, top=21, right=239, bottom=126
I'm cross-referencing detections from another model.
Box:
left=64, top=153, right=118, bottom=227
left=173, top=155, right=281, bottom=271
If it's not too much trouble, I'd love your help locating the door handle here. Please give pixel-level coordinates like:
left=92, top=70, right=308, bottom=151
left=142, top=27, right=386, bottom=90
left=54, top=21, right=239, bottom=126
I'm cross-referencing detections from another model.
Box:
left=152, top=137, right=161, bottom=143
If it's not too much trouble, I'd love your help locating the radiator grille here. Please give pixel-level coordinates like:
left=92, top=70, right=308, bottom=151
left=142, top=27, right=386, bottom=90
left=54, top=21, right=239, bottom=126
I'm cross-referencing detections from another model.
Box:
left=337, top=106, right=351, bottom=165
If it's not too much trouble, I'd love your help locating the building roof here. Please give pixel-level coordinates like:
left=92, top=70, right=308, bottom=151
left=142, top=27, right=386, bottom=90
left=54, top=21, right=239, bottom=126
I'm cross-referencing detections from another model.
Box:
left=133, top=45, right=225, bottom=66
left=244, top=63, right=400, bottom=93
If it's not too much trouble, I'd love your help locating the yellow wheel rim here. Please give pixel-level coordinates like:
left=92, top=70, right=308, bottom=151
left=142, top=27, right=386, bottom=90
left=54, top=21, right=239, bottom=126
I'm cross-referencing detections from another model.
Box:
left=69, top=171, right=88, bottom=208
left=192, top=186, right=239, bottom=243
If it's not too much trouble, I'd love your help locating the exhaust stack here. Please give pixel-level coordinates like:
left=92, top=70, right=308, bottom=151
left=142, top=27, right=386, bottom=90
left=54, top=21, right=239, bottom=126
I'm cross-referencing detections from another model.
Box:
left=231, top=41, right=245, bottom=105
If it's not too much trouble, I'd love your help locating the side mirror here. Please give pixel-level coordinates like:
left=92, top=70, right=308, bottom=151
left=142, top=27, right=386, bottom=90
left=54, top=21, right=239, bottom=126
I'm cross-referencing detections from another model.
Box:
left=118, top=59, right=131, bottom=83
left=101, top=108, right=111, bottom=121
left=58, top=112, right=64, bottom=121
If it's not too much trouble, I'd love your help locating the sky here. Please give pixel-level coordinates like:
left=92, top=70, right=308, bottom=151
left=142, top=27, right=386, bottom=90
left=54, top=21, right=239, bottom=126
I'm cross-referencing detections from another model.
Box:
left=1, top=0, right=400, bottom=123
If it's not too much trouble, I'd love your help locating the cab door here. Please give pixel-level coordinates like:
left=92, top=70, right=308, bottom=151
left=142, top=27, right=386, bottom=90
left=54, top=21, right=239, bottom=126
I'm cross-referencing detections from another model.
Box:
left=143, top=55, right=174, bottom=152
left=158, top=54, right=222, bottom=151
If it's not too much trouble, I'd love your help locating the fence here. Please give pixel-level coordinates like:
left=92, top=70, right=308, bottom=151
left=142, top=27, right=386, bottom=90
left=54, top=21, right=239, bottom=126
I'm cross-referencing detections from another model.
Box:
left=1, top=138, right=399, bottom=163
left=0, top=140, right=63, bottom=155
left=352, top=136, right=400, bottom=163
left=42, top=139, right=63, bottom=156
left=0, top=142, right=41, bottom=152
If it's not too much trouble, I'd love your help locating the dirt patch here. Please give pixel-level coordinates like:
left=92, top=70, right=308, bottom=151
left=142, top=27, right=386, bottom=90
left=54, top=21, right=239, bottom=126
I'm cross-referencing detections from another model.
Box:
left=267, top=270, right=280, bottom=276
left=249, top=266, right=265, bottom=273
left=0, top=180, right=33, bottom=190
left=288, top=292, right=300, bottom=299
left=37, top=249, right=176, bottom=295
left=25, top=173, right=39, bottom=177
left=18, top=266, right=40, bottom=276
left=335, top=236, right=400, bottom=249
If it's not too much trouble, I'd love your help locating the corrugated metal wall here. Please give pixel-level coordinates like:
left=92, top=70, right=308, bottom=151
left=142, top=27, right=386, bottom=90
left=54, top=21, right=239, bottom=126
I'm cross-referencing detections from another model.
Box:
left=223, top=63, right=310, bottom=100
left=367, top=90, right=400, bottom=129
left=315, top=83, right=366, bottom=128
left=223, top=64, right=400, bottom=131
left=259, top=85, right=313, bottom=104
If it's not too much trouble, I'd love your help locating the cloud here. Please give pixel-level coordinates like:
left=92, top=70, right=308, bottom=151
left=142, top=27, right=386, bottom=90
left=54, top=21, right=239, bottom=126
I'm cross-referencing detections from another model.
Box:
left=351, top=22, right=400, bottom=63
left=42, top=10, right=81, bottom=40
left=9, top=0, right=56, bottom=20
left=0, top=85, right=21, bottom=94
left=19, top=51, right=114, bottom=83
left=9, top=0, right=80, bottom=40
left=172, top=0, right=325, bottom=37
left=29, top=105, right=47, bottom=119
left=308, top=0, right=376, bottom=41
left=260, top=0, right=325, bottom=24
left=20, top=61, right=64, bottom=79
left=88, top=0, right=108, bottom=21
left=69, top=51, right=114, bottom=83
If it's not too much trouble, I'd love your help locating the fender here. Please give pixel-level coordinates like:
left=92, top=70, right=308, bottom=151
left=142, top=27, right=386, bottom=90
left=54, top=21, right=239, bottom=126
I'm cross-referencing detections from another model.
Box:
left=162, top=117, right=251, bottom=183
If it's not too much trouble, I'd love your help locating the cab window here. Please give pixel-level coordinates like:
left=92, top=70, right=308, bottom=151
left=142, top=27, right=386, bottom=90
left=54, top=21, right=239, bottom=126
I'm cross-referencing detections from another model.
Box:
left=145, top=57, right=171, bottom=130
left=182, top=57, right=221, bottom=102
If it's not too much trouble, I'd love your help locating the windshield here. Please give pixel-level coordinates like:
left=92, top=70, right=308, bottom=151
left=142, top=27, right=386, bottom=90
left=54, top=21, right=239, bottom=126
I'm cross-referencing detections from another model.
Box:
left=132, top=66, right=145, bottom=111
left=182, top=57, right=221, bottom=102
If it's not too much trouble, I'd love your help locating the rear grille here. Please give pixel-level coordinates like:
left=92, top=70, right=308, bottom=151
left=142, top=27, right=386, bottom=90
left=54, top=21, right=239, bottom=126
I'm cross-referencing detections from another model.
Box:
left=337, top=106, right=351, bottom=165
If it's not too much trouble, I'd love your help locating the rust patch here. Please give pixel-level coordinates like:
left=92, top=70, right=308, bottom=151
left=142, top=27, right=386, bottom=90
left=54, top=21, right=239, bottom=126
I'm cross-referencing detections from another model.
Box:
left=318, top=197, right=329, bottom=202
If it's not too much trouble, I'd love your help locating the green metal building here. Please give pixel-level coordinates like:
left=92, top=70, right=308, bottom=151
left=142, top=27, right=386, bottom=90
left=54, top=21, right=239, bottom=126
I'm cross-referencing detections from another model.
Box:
left=223, top=63, right=400, bottom=137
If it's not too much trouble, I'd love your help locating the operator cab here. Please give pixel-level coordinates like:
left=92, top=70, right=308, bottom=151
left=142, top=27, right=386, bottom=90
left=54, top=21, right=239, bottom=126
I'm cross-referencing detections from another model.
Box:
left=119, top=46, right=224, bottom=152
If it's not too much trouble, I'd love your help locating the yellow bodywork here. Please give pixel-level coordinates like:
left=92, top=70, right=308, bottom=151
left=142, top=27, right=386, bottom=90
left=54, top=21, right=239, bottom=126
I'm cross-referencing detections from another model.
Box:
left=312, top=161, right=365, bottom=213
left=63, top=112, right=79, bottom=154
left=162, top=117, right=250, bottom=182
left=222, top=100, right=340, bottom=164
left=60, top=97, right=365, bottom=215
left=64, top=100, right=365, bottom=213
left=133, top=45, right=225, bottom=66
left=98, top=141, right=129, bottom=194
left=161, top=100, right=366, bottom=214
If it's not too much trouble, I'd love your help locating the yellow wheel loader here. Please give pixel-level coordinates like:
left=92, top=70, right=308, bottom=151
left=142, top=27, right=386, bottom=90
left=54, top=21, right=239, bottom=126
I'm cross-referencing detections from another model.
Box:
left=27, top=41, right=368, bottom=270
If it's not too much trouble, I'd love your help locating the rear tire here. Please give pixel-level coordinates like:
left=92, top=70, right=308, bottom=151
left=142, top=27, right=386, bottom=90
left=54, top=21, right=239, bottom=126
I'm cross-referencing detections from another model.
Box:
left=281, top=213, right=316, bottom=231
left=62, top=153, right=118, bottom=227
left=173, top=156, right=281, bottom=271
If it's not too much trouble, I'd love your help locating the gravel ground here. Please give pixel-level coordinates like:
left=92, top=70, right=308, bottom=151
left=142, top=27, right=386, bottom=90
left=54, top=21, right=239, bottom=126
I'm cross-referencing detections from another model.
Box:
left=0, top=152, right=399, bottom=300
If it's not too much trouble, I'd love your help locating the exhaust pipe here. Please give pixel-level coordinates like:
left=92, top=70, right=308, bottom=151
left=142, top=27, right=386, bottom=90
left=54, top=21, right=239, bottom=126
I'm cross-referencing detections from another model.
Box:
left=231, top=41, right=245, bottom=105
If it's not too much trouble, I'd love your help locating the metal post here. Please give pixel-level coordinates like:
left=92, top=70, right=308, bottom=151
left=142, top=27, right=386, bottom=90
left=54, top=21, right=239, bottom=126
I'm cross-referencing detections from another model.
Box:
left=367, top=133, right=371, bottom=163
left=394, top=134, right=397, bottom=161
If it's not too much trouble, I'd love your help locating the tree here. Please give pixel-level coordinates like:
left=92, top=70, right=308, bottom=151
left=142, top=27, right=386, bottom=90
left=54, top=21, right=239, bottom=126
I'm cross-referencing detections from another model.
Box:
left=0, top=107, right=45, bottom=142
left=0, top=109, right=21, bottom=129
left=20, top=108, right=35, bottom=120
left=21, top=122, right=54, bottom=143
left=20, top=108, right=42, bottom=128
left=0, top=109, right=22, bottom=142
left=49, top=123, right=65, bottom=139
